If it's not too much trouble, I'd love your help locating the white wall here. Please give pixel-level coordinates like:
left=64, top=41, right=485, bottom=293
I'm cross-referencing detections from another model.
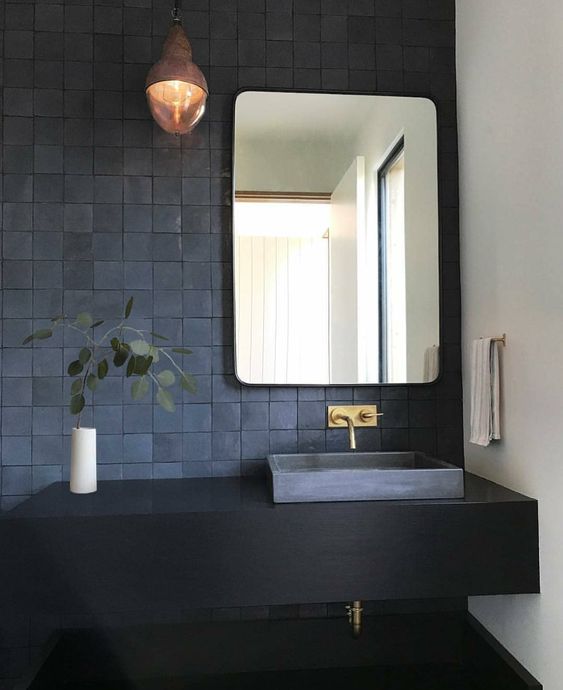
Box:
left=353, top=98, right=440, bottom=382
left=329, top=158, right=364, bottom=384
left=457, top=2, right=563, bottom=687
left=235, top=137, right=352, bottom=194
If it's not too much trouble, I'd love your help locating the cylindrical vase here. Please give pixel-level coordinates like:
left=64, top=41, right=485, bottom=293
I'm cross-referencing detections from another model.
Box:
left=70, top=427, right=97, bottom=494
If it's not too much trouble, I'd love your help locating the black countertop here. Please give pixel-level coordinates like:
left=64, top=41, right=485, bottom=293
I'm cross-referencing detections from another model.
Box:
left=2, top=473, right=536, bottom=520
left=0, top=473, right=539, bottom=611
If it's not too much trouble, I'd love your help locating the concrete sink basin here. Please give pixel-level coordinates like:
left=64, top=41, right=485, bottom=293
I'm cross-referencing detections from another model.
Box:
left=267, top=452, right=464, bottom=503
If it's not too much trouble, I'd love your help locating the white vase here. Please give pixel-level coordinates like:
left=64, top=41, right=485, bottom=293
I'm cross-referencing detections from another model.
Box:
left=70, top=427, right=97, bottom=494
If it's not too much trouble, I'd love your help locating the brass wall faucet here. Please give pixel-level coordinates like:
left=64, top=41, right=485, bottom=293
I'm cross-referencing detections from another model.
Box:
left=328, top=405, right=383, bottom=450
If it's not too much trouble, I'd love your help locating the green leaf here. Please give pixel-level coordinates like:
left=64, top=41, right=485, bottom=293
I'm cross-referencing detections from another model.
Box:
left=91, top=320, right=104, bottom=329
left=131, top=377, right=150, bottom=401
left=126, top=355, right=136, bottom=378
left=157, top=388, right=175, bottom=413
left=69, top=394, right=85, bottom=416
left=156, top=369, right=175, bottom=387
left=22, top=328, right=53, bottom=345
left=113, top=347, right=128, bottom=368
left=150, top=332, right=169, bottom=341
left=130, top=339, right=151, bottom=356
left=111, top=337, right=120, bottom=351
left=71, top=379, right=82, bottom=396
left=148, top=346, right=160, bottom=363
left=124, top=297, right=134, bottom=319
left=86, top=374, right=98, bottom=392
left=78, top=347, right=91, bottom=365
left=139, top=355, right=153, bottom=376
left=98, top=359, right=109, bottom=380
left=172, top=347, right=193, bottom=355
left=76, top=312, right=93, bottom=329
left=50, top=314, right=65, bottom=324
left=180, top=372, right=198, bottom=394
left=68, top=360, right=83, bottom=377
left=132, top=355, right=150, bottom=376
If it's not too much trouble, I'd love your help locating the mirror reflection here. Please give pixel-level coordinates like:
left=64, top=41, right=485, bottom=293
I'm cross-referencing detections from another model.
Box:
left=233, top=92, right=440, bottom=386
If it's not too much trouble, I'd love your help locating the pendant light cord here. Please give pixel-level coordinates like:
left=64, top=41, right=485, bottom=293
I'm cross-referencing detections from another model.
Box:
left=172, top=0, right=181, bottom=23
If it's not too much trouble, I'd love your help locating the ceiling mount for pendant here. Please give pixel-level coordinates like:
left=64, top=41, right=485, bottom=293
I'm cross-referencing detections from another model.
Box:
left=145, top=0, right=209, bottom=136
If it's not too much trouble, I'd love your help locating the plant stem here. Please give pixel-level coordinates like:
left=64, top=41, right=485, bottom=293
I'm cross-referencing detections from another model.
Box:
left=159, top=349, right=186, bottom=378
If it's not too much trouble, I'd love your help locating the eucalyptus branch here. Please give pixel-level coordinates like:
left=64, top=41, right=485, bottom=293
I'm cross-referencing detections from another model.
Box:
left=22, top=296, right=195, bottom=423
left=159, top=348, right=185, bottom=376
left=66, top=324, right=98, bottom=348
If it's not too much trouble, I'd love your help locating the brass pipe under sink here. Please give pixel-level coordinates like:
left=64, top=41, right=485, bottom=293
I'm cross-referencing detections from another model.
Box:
left=346, top=600, right=363, bottom=638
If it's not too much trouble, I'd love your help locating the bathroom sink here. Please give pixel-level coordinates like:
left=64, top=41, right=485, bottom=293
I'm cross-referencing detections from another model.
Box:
left=267, top=452, right=464, bottom=503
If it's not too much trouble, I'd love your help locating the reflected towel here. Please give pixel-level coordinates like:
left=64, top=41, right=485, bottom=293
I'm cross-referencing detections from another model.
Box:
left=423, top=345, right=440, bottom=383
left=469, top=338, right=501, bottom=446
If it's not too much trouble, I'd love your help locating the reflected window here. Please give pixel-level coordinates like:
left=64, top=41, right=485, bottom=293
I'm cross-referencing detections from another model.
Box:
left=378, top=138, right=406, bottom=383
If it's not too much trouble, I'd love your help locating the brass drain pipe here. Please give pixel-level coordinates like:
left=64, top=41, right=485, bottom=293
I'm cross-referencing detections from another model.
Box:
left=346, top=600, right=363, bottom=638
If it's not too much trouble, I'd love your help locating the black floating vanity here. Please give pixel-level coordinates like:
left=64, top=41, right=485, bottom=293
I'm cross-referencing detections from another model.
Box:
left=0, top=473, right=539, bottom=617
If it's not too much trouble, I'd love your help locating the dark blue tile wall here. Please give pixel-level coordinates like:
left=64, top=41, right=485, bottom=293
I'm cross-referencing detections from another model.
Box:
left=0, top=0, right=462, bottom=509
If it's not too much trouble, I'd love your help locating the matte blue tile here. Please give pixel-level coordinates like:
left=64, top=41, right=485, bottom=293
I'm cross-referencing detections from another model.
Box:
left=269, top=430, right=298, bottom=454
left=94, top=406, right=124, bottom=435
left=154, top=405, right=183, bottom=433
left=3, top=350, right=32, bottom=377
left=123, top=463, right=153, bottom=479
left=3, top=378, right=33, bottom=406
left=2, top=407, right=32, bottom=437
left=32, top=407, right=63, bottom=436
left=241, top=430, right=269, bottom=460
left=32, top=465, right=63, bottom=492
left=2, top=437, right=32, bottom=466
left=153, top=433, right=183, bottom=462
left=297, top=401, right=326, bottom=430
left=123, top=434, right=153, bottom=463
left=212, top=403, right=240, bottom=432
left=183, top=404, right=212, bottom=432
left=32, top=436, right=63, bottom=465
left=98, top=464, right=123, bottom=480
left=269, top=402, right=297, bottom=430
left=32, top=349, right=63, bottom=377
left=183, top=432, right=212, bottom=461
left=212, top=375, right=240, bottom=402
left=97, top=435, right=124, bottom=464
left=182, top=461, right=212, bottom=478
left=123, top=405, right=153, bottom=434
left=153, top=462, right=183, bottom=479
left=212, top=431, right=241, bottom=461
left=183, top=290, right=212, bottom=317
left=2, top=466, right=32, bottom=495
left=241, top=402, right=269, bottom=431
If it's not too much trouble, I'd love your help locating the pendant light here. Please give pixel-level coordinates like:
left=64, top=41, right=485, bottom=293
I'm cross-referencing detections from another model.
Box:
left=146, top=0, right=209, bottom=136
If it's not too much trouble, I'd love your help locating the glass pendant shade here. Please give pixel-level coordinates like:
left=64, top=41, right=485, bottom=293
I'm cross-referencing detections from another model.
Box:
left=146, top=23, right=208, bottom=136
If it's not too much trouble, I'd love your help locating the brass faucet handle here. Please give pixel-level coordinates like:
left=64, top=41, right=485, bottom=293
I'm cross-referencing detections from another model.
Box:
left=359, top=408, right=384, bottom=423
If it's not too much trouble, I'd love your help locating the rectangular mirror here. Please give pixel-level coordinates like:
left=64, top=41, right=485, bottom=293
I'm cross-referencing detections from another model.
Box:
left=233, top=91, right=440, bottom=386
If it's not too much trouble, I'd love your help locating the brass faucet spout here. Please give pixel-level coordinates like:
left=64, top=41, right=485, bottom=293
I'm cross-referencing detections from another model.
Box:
left=343, top=415, right=356, bottom=450
left=331, top=413, right=356, bottom=450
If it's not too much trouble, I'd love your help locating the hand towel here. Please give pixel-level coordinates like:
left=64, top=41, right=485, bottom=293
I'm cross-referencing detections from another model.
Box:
left=423, top=345, right=440, bottom=383
left=469, top=338, right=501, bottom=446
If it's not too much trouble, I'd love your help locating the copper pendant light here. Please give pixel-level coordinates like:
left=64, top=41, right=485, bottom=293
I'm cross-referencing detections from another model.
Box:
left=146, top=1, right=208, bottom=136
